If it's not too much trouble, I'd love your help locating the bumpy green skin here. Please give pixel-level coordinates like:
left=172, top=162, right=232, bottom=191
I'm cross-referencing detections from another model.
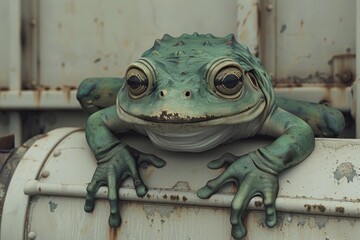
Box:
left=77, top=33, right=344, bottom=239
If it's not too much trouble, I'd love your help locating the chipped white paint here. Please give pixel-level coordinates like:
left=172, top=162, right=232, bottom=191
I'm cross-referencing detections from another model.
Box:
left=2, top=128, right=360, bottom=239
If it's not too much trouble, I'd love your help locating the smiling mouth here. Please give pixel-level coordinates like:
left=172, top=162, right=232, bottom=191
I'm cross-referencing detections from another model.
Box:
left=119, top=98, right=265, bottom=124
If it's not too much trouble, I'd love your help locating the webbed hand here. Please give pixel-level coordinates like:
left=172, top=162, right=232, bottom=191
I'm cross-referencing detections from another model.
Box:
left=197, top=153, right=278, bottom=240
left=84, top=144, right=166, bottom=227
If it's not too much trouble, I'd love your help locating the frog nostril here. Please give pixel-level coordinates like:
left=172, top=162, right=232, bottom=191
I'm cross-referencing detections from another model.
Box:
left=184, top=90, right=191, bottom=98
left=159, top=90, right=167, bottom=98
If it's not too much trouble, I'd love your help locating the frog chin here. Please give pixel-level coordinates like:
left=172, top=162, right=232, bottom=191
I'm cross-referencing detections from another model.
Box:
left=117, top=97, right=266, bottom=126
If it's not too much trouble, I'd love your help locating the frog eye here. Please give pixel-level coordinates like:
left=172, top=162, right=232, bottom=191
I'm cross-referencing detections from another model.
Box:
left=125, top=59, right=155, bottom=99
left=207, top=58, right=244, bottom=99
left=214, top=67, right=243, bottom=96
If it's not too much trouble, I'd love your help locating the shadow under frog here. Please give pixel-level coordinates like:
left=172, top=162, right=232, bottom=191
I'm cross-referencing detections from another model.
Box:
left=77, top=33, right=345, bottom=240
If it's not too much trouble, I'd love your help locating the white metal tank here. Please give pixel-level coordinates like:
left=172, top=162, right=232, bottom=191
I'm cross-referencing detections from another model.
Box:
left=1, top=127, right=360, bottom=239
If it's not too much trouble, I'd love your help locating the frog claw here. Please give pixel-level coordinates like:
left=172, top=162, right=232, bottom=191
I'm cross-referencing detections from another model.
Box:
left=196, top=186, right=213, bottom=199
left=84, top=199, right=95, bottom=212
left=231, top=224, right=247, bottom=240
left=135, top=184, right=148, bottom=197
left=109, top=213, right=121, bottom=228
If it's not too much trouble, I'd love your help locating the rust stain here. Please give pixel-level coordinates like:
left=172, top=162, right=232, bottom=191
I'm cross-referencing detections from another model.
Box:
left=34, top=88, right=42, bottom=107
left=108, top=227, right=118, bottom=240
left=170, top=195, right=180, bottom=201
left=335, top=207, right=345, bottom=214
left=62, top=85, right=76, bottom=103
left=322, top=86, right=332, bottom=106
left=304, top=204, right=326, bottom=212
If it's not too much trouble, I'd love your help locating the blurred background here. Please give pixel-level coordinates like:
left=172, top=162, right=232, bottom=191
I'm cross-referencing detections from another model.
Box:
left=0, top=0, right=358, bottom=146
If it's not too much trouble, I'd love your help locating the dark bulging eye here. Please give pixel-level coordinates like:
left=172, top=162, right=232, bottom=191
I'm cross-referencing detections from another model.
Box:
left=214, top=67, right=243, bottom=97
left=220, top=74, right=240, bottom=89
left=126, top=68, right=149, bottom=97
left=127, top=75, right=147, bottom=90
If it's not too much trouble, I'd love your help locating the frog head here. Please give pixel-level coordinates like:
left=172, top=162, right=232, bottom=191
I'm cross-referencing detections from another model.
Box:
left=117, top=33, right=275, bottom=127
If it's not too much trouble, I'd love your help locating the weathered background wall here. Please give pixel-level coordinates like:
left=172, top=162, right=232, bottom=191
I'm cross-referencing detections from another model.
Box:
left=0, top=0, right=357, bottom=145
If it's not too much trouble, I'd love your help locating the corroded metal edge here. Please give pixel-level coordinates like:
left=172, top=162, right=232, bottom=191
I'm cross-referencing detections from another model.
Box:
left=0, top=134, right=43, bottom=230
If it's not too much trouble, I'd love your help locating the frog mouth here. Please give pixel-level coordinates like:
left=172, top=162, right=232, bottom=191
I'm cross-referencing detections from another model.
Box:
left=118, top=97, right=266, bottom=125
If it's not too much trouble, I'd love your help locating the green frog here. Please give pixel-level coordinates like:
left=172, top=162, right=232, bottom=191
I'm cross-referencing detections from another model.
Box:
left=77, top=33, right=344, bottom=239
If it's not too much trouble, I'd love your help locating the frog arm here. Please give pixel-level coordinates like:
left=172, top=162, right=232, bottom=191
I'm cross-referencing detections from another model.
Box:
left=276, top=96, right=345, bottom=137
left=197, top=107, right=314, bottom=239
left=252, top=107, right=315, bottom=174
left=84, top=105, right=165, bottom=227
left=77, top=77, right=123, bottom=115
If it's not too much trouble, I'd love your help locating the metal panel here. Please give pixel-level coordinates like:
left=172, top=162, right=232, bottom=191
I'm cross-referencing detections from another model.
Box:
left=2, top=129, right=357, bottom=239
left=0, top=0, right=10, bottom=89
left=274, top=0, right=356, bottom=83
left=38, top=0, right=238, bottom=89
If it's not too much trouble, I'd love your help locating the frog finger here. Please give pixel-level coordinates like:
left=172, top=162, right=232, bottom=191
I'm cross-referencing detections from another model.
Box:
left=207, top=153, right=237, bottom=169
left=197, top=167, right=237, bottom=199
left=107, top=169, right=121, bottom=227
left=230, top=182, right=257, bottom=239
left=84, top=178, right=105, bottom=212
left=137, top=153, right=166, bottom=168
left=125, top=156, right=148, bottom=197
left=262, top=189, right=277, bottom=227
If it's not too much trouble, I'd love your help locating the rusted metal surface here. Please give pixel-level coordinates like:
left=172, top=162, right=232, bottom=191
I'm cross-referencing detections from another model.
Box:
left=1, top=1, right=357, bottom=146
left=0, top=86, right=353, bottom=113
left=37, top=0, right=238, bottom=89
left=0, top=134, right=43, bottom=233
left=236, top=0, right=259, bottom=55
left=0, top=89, right=79, bottom=109
left=0, top=128, right=82, bottom=240
left=274, top=54, right=356, bottom=87
left=275, top=0, right=356, bottom=84
left=0, top=129, right=357, bottom=239
left=275, top=86, right=352, bottom=111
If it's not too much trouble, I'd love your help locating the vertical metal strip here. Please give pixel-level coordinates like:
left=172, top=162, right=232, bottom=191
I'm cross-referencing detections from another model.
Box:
left=9, top=0, right=21, bottom=91
left=356, top=0, right=360, bottom=138
left=8, top=0, right=22, bottom=146
left=236, top=0, right=259, bottom=56
left=259, top=0, right=276, bottom=79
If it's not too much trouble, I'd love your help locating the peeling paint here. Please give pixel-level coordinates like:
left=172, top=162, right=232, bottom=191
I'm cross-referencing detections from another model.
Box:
left=172, top=181, right=191, bottom=191
left=48, top=200, right=58, bottom=212
left=143, top=204, right=175, bottom=219
left=333, top=162, right=357, bottom=183
left=315, top=217, right=329, bottom=229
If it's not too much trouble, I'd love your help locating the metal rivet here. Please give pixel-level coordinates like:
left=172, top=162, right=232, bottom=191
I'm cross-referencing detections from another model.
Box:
left=266, top=3, right=274, bottom=11
left=53, top=150, right=61, bottom=157
left=28, top=231, right=37, bottom=239
left=41, top=170, right=50, bottom=178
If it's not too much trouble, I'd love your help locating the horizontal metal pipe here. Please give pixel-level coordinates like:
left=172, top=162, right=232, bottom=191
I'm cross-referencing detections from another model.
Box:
left=24, top=180, right=360, bottom=218
left=0, top=87, right=352, bottom=111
